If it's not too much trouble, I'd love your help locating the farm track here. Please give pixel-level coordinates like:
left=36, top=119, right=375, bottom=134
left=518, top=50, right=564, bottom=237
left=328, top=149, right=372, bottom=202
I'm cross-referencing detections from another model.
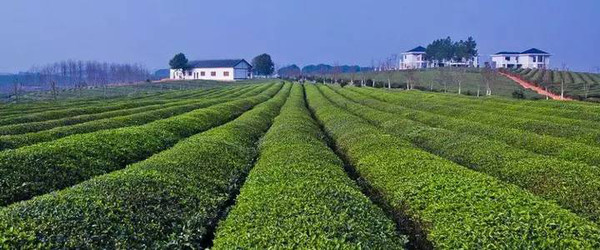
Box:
left=0, top=84, right=271, bottom=150
left=0, top=83, right=291, bottom=248
left=0, top=83, right=283, bottom=206
left=505, top=72, right=569, bottom=100
left=320, top=85, right=600, bottom=223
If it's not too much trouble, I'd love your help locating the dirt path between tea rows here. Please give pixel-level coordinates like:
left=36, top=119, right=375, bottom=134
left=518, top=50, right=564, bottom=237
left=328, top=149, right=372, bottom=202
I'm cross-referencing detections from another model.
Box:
left=500, top=72, right=572, bottom=100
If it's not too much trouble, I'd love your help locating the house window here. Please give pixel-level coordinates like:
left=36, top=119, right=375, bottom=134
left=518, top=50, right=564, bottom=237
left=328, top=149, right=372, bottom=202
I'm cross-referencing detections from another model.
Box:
left=188, top=71, right=192, bottom=76
left=538, top=56, right=543, bottom=62
left=211, top=71, right=216, bottom=76
left=201, top=71, right=205, bottom=76
left=532, top=56, right=536, bottom=62
left=224, top=71, right=230, bottom=77
left=505, top=56, right=510, bottom=61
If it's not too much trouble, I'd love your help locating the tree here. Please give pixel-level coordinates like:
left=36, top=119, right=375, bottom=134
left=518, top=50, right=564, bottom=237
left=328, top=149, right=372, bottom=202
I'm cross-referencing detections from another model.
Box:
left=169, top=53, right=188, bottom=79
left=465, top=36, right=478, bottom=59
left=454, top=67, right=467, bottom=95
left=277, top=64, right=301, bottom=79
left=252, top=53, right=275, bottom=76
left=482, top=65, right=497, bottom=96
left=560, top=63, right=568, bottom=100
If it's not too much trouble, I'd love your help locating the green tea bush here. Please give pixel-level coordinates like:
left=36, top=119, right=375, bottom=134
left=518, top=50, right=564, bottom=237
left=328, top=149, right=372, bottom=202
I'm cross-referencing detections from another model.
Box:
left=0, top=84, right=283, bottom=206
left=0, top=85, right=258, bottom=136
left=341, top=86, right=600, bottom=167
left=0, top=83, right=291, bottom=249
left=0, top=84, right=272, bottom=150
left=213, top=84, right=406, bottom=249
left=352, top=87, right=600, bottom=146
left=305, top=84, right=600, bottom=248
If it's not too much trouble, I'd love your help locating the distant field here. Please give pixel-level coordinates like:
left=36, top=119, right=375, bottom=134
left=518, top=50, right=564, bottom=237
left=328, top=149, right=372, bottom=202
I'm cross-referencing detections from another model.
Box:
left=1, top=82, right=600, bottom=248
left=337, top=68, right=544, bottom=99
left=0, top=79, right=265, bottom=103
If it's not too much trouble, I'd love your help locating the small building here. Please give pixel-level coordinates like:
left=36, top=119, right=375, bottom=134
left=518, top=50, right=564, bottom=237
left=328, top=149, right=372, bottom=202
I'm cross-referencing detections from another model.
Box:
left=490, top=48, right=550, bottom=69
left=400, top=46, right=427, bottom=70
left=399, top=46, right=478, bottom=70
left=170, top=59, right=252, bottom=81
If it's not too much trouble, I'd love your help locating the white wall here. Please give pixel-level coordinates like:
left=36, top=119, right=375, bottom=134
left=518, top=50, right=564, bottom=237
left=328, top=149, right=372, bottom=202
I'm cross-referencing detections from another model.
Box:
left=400, top=53, right=426, bottom=69
left=492, top=54, right=550, bottom=69
left=170, top=67, right=238, bottom=81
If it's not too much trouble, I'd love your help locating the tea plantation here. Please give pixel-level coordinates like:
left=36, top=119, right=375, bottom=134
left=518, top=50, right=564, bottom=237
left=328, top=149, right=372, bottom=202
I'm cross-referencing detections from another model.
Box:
left=1, top=81, right=600, bottom=249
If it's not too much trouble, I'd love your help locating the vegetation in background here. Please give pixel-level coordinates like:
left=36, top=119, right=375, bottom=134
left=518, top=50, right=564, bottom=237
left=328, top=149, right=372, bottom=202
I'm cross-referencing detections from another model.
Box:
left=251, top=53, right=275, bottom=76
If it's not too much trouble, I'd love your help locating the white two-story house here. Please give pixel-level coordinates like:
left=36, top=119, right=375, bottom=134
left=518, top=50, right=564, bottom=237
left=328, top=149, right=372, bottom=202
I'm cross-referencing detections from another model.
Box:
left=170, top=59, right=252, bottom=81
left=490, top=48, right=550, bottom=69
left=399, top=46, right=478, bottom=70
left=399, top=46, right=427, bottom=69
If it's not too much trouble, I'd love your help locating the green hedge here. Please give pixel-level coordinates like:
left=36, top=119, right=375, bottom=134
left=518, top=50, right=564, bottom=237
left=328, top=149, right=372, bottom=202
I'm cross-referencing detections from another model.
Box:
left=0, top=83, right=291, bottom=249
left=304, top=84, right=600, bottom=248
left=0, top=84, right=272, bottom=150
left=0, top=85, right=259, bottom=136
left=212, top=84, right=406, bottom=249
left=353, top=87, right=600, bottom=146
left=379, top=87, right=600, bottom=126
left=339, top=86, right=600, bottom=167
left=0, top=87, right=222, bottom=125
left=323, top=85, right=600, bottom=223
left=0, top=83, right=282, bottom=206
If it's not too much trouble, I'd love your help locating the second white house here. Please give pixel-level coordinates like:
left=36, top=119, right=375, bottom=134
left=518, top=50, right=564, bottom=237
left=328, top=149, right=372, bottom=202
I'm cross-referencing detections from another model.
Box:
left=170, top=59, right=252, bottom=81
left=490, top=48, right=550, bottom=69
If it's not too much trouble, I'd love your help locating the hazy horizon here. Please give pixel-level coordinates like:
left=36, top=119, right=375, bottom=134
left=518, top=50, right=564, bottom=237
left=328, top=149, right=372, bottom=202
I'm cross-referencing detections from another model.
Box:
left=1, top=0, right=598, bottom=73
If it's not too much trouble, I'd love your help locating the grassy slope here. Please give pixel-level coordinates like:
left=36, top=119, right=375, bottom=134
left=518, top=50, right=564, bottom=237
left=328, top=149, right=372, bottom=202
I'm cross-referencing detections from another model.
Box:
left=339, top=68, right=543, bottom=99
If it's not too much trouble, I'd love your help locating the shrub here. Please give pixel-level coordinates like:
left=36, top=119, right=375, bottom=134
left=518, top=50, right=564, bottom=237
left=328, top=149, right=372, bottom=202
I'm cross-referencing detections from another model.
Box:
left=0, top=83, right=292, bottom=249
left=0, top=84, right=272, bottom=150
left=0, top=83, right=283, bottom=206
left=305, top=84, right=600, bottom=248
left=512, top=89, right=525, bottom=99
left=212, top=84, right=406, bottom=249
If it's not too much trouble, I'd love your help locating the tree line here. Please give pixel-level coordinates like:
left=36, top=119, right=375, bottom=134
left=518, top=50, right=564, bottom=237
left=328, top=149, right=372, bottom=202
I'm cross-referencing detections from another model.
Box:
left=425, top=36, right=478, bottom=65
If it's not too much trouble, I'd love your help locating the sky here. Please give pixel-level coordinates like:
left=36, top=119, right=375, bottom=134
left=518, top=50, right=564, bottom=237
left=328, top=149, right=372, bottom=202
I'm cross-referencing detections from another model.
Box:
left=0, top=0, right=598, bottom=73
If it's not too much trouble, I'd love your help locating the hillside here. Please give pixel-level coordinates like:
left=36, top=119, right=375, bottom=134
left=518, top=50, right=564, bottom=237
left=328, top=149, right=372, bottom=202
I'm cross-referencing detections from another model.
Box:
left=337, top=68, right=543, bottom=99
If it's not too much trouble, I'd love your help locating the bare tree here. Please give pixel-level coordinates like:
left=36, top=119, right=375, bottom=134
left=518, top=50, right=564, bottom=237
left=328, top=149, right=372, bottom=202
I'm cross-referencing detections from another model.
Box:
left=454, top=67, right=467, bottom=95
left=561, top=63, right=568, bottom=100
left=332, top=63, right=342, bottom=84
left=482, top=65, right=497, bottom=96
left=405, top=66, right=418, bottom=90
left=380, top=57, right=395, bottom=89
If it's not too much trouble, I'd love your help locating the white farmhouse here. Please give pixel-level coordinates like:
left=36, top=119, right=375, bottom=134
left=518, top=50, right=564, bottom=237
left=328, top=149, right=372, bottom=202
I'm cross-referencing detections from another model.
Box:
left=400, top=46, right=427, bottom=69
left=490, top=48, right=550, bottom=69
left=170, top=59, right=252, bottom=81
left=399, top=46, right=479, bottom=70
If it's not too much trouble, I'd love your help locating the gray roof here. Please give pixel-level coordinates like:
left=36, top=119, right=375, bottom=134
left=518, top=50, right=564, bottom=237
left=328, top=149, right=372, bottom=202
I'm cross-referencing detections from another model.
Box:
left=495, top=51, right=521, bottom=55
left=521, top=48, right=549, bottom=54
left=494, top=48, right=549, bottom=55
left=187, top=59, right=249, bottom=68
left=406, top=46, right=426, bottom=53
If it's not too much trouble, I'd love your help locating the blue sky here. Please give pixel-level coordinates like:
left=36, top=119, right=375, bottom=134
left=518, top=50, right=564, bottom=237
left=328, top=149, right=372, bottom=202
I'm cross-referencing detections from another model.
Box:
left=0, top=0, right=598, bottom=73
